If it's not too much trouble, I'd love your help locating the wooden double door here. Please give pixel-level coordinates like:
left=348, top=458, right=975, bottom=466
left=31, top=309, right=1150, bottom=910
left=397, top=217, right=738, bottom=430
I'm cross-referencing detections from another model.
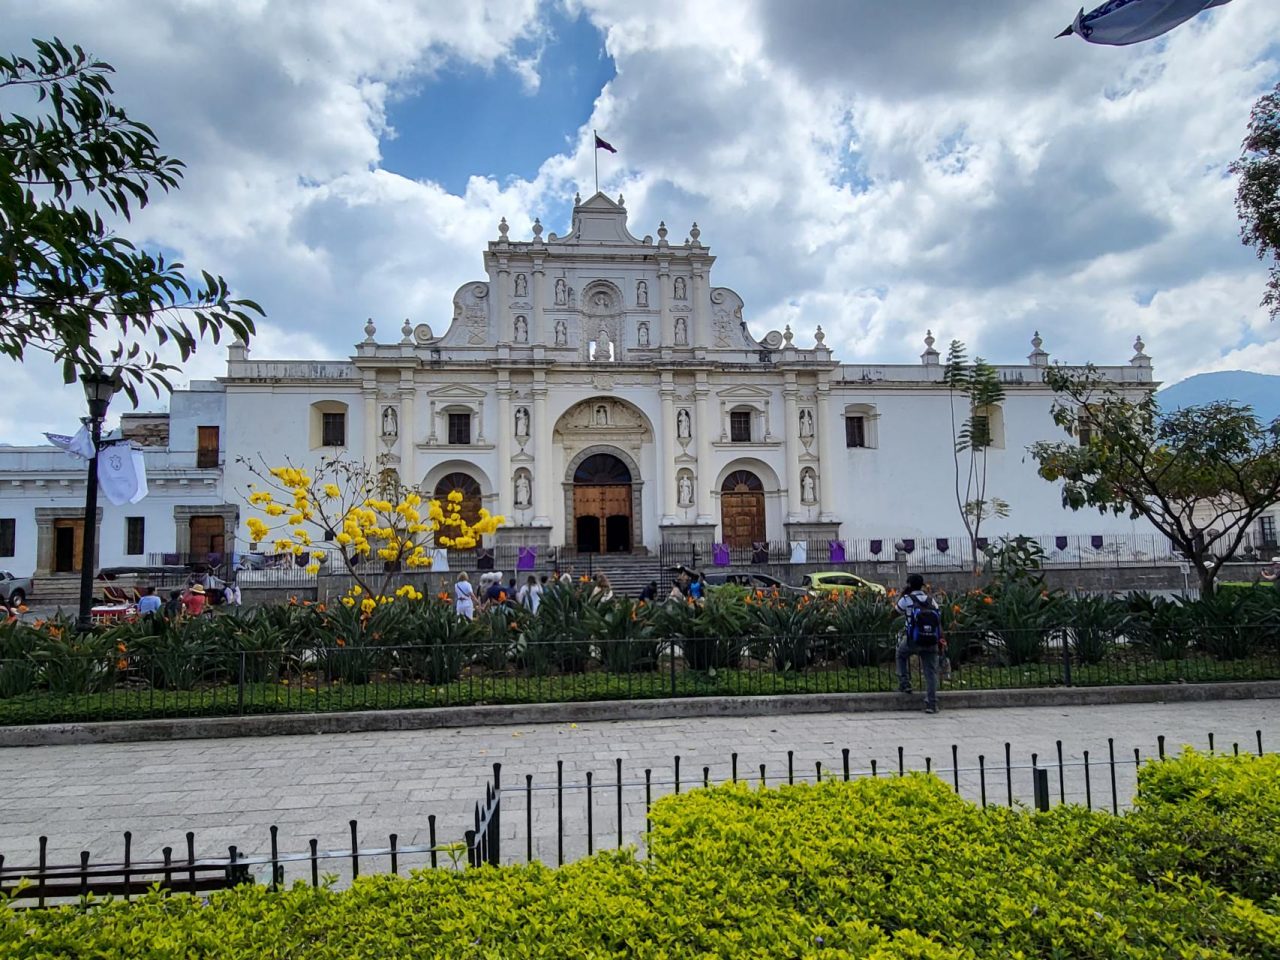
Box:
left=53, top=519, right=85, bottom=573
left=574, top=484, right=632, bottom=553
left=720, top=470, right=766, bottom=548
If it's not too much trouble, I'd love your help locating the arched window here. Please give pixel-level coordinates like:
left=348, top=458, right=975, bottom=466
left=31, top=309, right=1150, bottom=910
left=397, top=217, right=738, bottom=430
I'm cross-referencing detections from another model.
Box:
left=574, top=454, right=632, bottom=485
left=433, top=472, right=482, bottom=526
left=309, top=400, right=349, bottom=449
left=721, top=470, right=764, bottom=493
left=843, top=402, right=879, bottom=449
left=971, top=403, right=1006, bottom=450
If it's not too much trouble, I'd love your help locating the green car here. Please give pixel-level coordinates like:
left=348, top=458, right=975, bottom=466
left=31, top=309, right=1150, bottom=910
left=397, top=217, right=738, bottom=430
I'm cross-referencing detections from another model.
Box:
left=800, top=571, right=887, bottom=596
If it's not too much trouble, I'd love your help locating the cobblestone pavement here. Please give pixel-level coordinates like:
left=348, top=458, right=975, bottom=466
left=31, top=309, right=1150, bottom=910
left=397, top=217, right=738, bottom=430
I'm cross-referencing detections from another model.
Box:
left=1, top=699, right=1276, bottom=880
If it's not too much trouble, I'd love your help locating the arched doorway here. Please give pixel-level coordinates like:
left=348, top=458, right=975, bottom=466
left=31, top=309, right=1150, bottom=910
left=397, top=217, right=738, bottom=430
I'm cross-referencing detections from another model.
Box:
left=573, top=453, right=632, bottom=553
left=433, top=472, right=482, bottom=527
left=721, top=470, right=765, bottom=548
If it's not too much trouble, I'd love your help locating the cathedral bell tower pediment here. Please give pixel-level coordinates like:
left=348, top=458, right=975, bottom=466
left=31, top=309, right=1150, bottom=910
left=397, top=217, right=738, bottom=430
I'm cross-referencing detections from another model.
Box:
left=564, top=192, right=643, bottom=245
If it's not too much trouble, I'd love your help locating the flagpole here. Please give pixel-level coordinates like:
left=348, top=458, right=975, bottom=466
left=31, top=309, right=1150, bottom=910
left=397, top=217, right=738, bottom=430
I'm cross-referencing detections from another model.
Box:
left=593, top=129, right=599, bottom=195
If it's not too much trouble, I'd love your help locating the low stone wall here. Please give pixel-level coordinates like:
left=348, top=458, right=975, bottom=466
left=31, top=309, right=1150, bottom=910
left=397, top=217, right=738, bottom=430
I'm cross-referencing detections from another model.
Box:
left=240, top=585, right=317, bottom=607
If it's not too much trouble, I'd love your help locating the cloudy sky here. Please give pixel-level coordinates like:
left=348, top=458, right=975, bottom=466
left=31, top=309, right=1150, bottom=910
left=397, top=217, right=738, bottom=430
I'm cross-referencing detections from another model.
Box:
left=3, top=0, right=1278, bottom=443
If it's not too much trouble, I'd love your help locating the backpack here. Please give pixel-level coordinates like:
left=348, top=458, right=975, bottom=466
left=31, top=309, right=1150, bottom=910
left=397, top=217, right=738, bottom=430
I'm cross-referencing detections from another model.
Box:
left=905, top=592, right=943, bottom=647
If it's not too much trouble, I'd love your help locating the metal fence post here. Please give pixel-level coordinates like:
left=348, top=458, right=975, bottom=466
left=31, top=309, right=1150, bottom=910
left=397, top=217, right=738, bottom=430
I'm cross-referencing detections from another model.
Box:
left=237, top=651, right=246, bottom=716
left=1032, top=767, right=1050, bottom=812
left=1061, top=636, right=1073, bottom=688
left=669, top=640, right=678, bottom=698
left=489, top=763, right=501, bottom=867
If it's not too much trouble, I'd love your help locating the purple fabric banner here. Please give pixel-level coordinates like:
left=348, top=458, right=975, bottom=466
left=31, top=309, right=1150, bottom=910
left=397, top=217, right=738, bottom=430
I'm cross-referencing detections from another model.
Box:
left=1055, top=536, right=1069, bottom=551
left=935, top=538, right=949, bottom=553
left=517, top=546, right=537, bottom=571
left=713, top=543, right=731, bottom=566
left=829, top=540, right=846, bottom=564
left=869, top=539, right=883, bottom=555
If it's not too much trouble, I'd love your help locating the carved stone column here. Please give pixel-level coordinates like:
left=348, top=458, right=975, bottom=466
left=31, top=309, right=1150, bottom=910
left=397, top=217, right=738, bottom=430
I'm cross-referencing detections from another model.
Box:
left=783, top=380, right=802, bottom=522
left=691, top=259, right=710, bottom=347
left=362, top=387, right=378, bottom=465
left=816, top=379, right=835, bottom=522
left=496, top=382, right=512, bottom=515
left=532, top=383, right=552, bottom=528
left=530, top=255, right=546, bottom=344
left=398, top=382, right=416, bottom=488
left=657, top=257, right=673, bottom=346
left=660, top=376, right=678, bottom=524
left=693, top=377, right=714, bottom=525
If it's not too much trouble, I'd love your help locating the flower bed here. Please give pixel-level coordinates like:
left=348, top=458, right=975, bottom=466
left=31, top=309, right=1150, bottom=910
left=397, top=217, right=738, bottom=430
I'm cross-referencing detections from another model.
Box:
left=3, top=751, right=1277, bottom=957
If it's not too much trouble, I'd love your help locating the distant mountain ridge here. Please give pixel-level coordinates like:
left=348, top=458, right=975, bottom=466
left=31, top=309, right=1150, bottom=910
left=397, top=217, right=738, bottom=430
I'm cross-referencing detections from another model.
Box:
left=1157, top=371, right=1280, bottom=423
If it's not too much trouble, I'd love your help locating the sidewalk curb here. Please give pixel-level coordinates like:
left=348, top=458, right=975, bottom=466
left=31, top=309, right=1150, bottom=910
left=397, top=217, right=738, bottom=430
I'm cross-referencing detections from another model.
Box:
left=2, top=681, right=1278, bottom=747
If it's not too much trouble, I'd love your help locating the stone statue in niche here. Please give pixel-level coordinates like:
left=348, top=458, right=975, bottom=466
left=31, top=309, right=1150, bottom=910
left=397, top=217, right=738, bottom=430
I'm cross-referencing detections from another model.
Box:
left=554, top=320, right=567, bottom=346
left=593, top=327, right=611, bottom=361
left=514, top=315, right=528, bottom=343
left=799, top=408, right=814, bottom=438
left=637, top=280, right=648, bottom=307
left=674, top=316, right=688, bottom=346
left=676, top=408, right=691, bottom=441
left=515, top=472, right=531, bottom=507
left=594, top=291, right=611, bottom=310
left=514, top=406, right=529, bottom=437
left=514, top=273, right=527, bottom=297
left=674, top=276, right=687, bottom=300
left=595, top=404, right=609, bottom=426
left=678, top=472, right=694, bottom=507
left=567, top=286, right=576, bottom=308
left=638, top=321, right=650, bottom=348
left=555, top=278, right=567, bottom=305
left=381, top=406, right=398, bottom=438
left=801, top=470, right=817, bottom=504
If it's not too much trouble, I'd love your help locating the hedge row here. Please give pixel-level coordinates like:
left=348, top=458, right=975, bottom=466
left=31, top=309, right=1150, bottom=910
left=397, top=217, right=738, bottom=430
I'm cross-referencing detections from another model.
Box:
left=4, top=751, right=1277, bottom=958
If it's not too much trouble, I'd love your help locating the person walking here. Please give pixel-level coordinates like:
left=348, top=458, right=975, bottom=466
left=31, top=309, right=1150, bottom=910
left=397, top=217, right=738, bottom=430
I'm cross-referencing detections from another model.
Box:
left=517, top=574, right=543, bottom=614
left=895, top=573, right=943, bottom=714
left=590, top=573, right=614, bottom=603
left=454, top=572, right=476, bottom=619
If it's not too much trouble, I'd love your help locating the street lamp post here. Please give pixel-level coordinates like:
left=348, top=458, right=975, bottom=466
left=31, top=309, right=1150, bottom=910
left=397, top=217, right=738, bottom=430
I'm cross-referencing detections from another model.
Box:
left=77, top=372, right=120, bottom=632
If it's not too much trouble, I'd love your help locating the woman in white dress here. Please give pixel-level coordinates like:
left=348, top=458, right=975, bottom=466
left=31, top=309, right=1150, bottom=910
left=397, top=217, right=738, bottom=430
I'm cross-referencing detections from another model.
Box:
left=454, top=571, right=476, bottom=619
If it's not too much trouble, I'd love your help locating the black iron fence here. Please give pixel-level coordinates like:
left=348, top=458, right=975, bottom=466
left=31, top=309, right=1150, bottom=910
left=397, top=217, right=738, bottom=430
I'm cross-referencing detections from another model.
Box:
left=2, top=729, right=1267, bottom=907
left=1, top=629, right=1278, bottom=725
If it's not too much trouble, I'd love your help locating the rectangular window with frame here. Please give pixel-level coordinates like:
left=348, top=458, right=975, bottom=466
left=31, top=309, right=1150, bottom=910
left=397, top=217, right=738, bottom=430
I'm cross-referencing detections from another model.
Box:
left=1260, top=515, right=1277, bottom=547
left=321, top=412, right=346, bottom=447
left=448, top=412, right=472, bottom=445
left=1077, top=423, right=1093, bottom=446
left=0, top=518, right=14, bottom=557
left=729, top=410, right=752, bottom=443
left=125, top=517, right=145, bottom=556
left=845, top=416, right=866, bottom=448
left=196, top=425, right=220, bottom=468
left=970, top=413, right=991, bottom=448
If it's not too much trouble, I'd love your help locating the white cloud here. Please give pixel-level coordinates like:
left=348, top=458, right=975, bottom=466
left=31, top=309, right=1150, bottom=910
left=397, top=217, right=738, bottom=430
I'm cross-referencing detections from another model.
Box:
left=3, top=0, right=1278, bottom=446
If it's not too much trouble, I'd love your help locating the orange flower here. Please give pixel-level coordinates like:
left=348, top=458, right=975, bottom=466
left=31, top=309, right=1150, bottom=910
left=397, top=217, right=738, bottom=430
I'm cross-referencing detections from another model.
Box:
left=336, top=637, right=346, bottom=647
left=289, top=596, right=298, bottom=606
left=509, top=622, right=519, bottom=631
left=117, top=642, right=127, bottom=653
left=115, top=658, right=128, bottom=671
left=951, top=604, right=962, bottom=614
left=983, top=596, right=994, bottom=605
left=316, top=603, right=327, bottom=612
left=438, top=592, right=450, bottom=602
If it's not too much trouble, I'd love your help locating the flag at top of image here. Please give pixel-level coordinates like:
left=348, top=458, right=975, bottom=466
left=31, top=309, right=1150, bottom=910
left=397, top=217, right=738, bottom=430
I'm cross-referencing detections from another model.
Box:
left=594, top=134, right=617, bottom=153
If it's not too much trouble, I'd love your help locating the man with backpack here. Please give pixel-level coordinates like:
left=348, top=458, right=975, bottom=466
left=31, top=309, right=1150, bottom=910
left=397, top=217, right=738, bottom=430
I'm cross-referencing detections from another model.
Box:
left=895, top=573, right=943, bottom=714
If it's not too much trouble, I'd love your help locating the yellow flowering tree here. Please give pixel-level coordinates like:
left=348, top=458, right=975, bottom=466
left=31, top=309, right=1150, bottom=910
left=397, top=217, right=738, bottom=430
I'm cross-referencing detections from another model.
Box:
left=238, top=455, right=504, bottom=599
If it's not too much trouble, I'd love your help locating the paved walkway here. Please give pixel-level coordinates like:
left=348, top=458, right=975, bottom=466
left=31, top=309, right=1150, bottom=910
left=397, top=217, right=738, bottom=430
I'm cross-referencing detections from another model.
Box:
left=1, top=699, right=1275, bottom=879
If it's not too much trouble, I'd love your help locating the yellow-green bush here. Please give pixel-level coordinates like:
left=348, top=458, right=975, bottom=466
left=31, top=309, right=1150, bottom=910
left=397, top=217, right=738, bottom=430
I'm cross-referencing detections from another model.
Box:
left=3, top=753, right=1278, bottom=958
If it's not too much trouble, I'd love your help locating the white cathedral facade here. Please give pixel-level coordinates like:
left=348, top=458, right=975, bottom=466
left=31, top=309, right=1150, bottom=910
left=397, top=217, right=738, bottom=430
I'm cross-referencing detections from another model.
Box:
left=0, top=193, right=1160, bottom=578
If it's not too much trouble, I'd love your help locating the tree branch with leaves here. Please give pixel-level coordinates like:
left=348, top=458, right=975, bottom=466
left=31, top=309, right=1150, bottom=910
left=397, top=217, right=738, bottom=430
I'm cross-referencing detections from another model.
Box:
left=1231, top=81, right=1280, bottom=322
left=239, top=456, right=506, bottom=601
left=945, top=340, right=1009, bottom=575
left=0, top=37, right=262, bottom=404
left=1030, top=365, right=1280, bottom=594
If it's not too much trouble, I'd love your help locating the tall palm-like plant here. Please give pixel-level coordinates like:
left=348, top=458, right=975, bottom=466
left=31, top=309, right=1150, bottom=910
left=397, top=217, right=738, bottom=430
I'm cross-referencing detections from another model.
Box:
left=945, top=341, right=1009, bottom=577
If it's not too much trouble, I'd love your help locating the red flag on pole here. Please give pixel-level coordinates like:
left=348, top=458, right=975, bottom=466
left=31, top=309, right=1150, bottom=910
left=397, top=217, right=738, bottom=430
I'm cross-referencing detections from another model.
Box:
left=594, top=134, right=617, bottom=154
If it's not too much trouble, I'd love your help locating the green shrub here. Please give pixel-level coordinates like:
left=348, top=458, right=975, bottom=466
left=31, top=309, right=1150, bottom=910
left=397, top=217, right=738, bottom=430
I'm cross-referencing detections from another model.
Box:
left=1124, top=591, right=1194, bottom=660
left=6, top=754, right=1280, bottom=958
left=824, top=591, right=898, bottom=667
left=1062, top=594, right=1127, bottom=664
left=584, top=597, right=661, bottom=673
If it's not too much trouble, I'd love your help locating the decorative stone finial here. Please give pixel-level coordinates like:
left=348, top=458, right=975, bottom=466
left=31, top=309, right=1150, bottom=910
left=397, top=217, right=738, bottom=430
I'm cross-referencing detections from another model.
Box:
left=783, top=324, right=794, bottom=346
left=1028, top=330, right=1049, bottom=368
left=617, top=193, right=624, bottom=206
left=1130, top=334, right=1151, bottom=368
left=814, top=324, right=825, bottom=345
left=532, top=217, right=543, bottom=239
left=498, top=217, right=509, bottom=238
left=401, top=318, right=413, bottom=343
left=574, top=192, right=582, bottom=206
left=689, top=221, right=701, bottom=243
left=363, top=318, right=377, bottom=342
left=921, top=329, right=940, bottom=366
left=657, top=221, right=668, bottom=241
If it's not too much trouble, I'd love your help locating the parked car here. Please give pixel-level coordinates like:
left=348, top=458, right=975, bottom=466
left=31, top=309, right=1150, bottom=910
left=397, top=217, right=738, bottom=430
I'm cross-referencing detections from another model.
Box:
left=704, top=572, right=803, bottom=594
left=801, top=571, right=887, bottom=596
left=0, top=570, right=33, bottom=606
